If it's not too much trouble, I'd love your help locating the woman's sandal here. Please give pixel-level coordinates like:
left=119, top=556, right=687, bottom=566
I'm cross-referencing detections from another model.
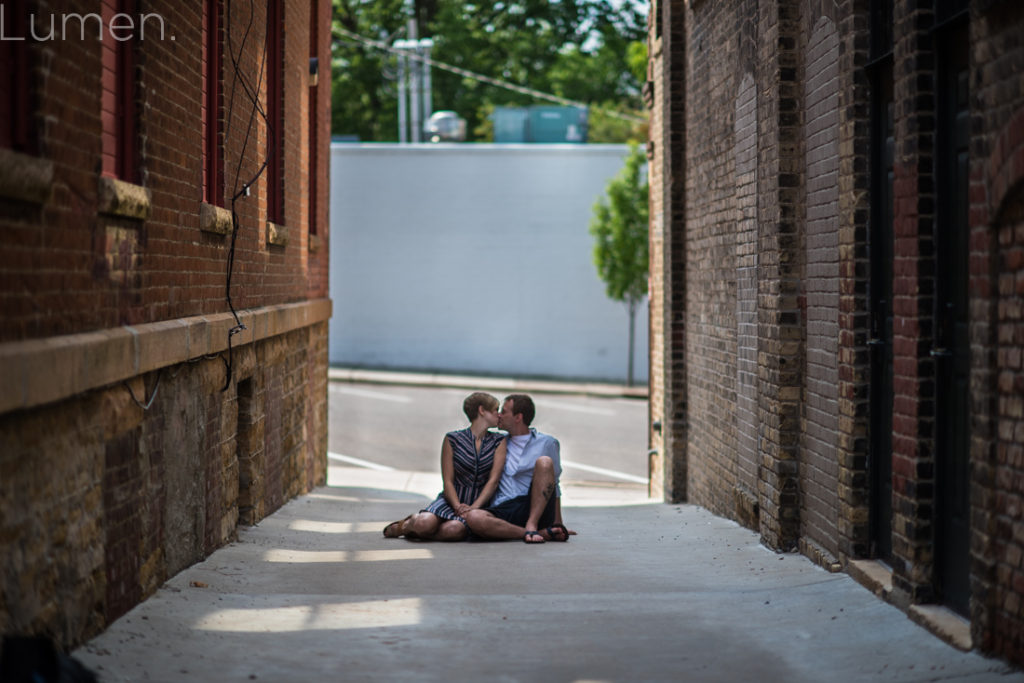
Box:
left=383, top=515, right=413, bottom=538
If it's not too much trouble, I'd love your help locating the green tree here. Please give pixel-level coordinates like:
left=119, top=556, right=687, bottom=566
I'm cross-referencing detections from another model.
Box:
left=331, top=0, right=648, bottom=142
left=589, top=144, right=649, bottom=385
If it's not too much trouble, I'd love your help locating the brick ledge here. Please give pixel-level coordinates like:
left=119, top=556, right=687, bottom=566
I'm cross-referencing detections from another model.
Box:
left=0, top=298, right=332, bottom=415
left=908, top=604, right=972, bottom=651
left=847, top=559, right=893, bottom=600
left=0, top=148, right=53, bottom=204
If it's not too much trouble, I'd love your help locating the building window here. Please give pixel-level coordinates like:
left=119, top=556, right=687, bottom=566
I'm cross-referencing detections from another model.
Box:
left=203, top=0, right=224, bottom=206
left=308, top=2, right=318, bottom=236
left=266, top=0, right=284, bottom=225
left=101, top=0, right=138, bottom=182
left=0, top=0, right=33, bottom=153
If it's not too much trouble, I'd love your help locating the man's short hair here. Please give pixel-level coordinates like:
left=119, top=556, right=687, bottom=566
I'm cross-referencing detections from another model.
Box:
left=463, top=392, right=499, bottom=421
left=504, top=393, right=535, bottom=426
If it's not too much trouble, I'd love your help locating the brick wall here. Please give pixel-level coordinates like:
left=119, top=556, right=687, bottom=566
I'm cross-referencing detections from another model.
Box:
left=648, top=0, right=690, bottom=503
left=649, top=0, right=1024, bottom=666
left=685, top=0, right=741, bottom=520
left=754, top=0, right=803, bottom=551
left=735, top=71, right=759, bottom=525
left=0, top=0, right=331, bottom=650
left=0, top=323, right=328, bottom=641
left=646, top=0, right=665, bottom=494
left=800, top=13, right=841, bottom=563
left=0, top=0, right=330, bottom=341
left=889, top=0, right=938, bottom=607
left=834, top=0, right=872, bottom=564
left=970, top=2, right=1024, bottom=665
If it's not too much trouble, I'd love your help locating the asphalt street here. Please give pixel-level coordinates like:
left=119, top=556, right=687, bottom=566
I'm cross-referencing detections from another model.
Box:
left=328, top=381, right=650, bottom=486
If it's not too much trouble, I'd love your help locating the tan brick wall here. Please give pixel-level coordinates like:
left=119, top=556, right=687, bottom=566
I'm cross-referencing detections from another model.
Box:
left=685, top=0, right=743, bottom=520
left=647, top=0, right=666, bottom=496
left=648, top=0, right=689, bottom=503
left=800, top=13, right=841, bottom=563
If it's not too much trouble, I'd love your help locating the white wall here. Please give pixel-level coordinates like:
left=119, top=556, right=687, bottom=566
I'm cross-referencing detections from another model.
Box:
left=329, top=143, right=649, bottom=384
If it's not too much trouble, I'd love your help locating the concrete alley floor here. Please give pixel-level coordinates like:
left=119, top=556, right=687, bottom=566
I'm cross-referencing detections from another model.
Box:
left=74, top=465, right=1024, bottom=682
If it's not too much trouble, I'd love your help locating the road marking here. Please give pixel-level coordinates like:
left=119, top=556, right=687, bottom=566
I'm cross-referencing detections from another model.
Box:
left=330, top=385, right=412, bottom=403
left=561, top=459, right=648, bottom=484
left=328, top=452, right=646, bottom=484
left=328, top=452, right=396, bottom=471
left=536, top=399, right=616, bottom=416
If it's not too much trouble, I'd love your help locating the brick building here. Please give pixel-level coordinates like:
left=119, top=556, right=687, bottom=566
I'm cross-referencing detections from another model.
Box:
left=0, top=0, right=331, bottom=649
left=647, top=0, right=1024, bottom=665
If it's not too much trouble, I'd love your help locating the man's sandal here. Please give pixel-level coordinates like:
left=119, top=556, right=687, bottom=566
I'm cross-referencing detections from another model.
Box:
left=545, top=524, right=570, bottom=542
left=523, top=530, right=545, bottom=544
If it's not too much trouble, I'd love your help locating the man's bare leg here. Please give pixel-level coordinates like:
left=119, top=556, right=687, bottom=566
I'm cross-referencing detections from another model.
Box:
left=521, top=456, right=556, bottom=539
left=464, top=456, right=560, bottom=543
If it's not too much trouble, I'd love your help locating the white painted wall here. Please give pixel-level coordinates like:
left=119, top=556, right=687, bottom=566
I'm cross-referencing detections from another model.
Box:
left=329, top=143, right=649, bottom=384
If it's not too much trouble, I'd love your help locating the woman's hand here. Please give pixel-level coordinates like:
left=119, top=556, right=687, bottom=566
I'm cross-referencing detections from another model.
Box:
left=454, top=502, right=473, bottom=518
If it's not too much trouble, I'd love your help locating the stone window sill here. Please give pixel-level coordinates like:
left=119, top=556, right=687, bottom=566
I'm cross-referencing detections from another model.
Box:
left=0, top=148, right=54, bottom=204
left=99, top=176, right=151, bottom=220
left=201, top=202, right=232, bottom=235
left=309, top=233, right=321, bottom=253
left=267, top=221, right=289, bottom=247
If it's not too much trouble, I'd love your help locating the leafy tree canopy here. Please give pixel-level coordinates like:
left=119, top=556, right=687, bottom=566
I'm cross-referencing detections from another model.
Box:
left=331, top=0, right=648, bottom=142
left=589, top=143, right=649, bottom=304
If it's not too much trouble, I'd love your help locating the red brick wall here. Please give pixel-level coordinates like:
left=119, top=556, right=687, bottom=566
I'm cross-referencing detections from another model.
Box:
left=0, top=0, right=330, bottom=340
left=0, top=0, right=332, bottom=650
left=888, top=0, right=939, bottom=604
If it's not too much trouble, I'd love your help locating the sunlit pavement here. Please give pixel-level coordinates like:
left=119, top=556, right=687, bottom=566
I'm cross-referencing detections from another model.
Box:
left=74, top=465, right=1023, bottom=682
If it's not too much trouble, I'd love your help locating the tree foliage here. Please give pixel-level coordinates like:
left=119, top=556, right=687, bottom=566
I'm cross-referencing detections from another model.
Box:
left=330, top=0, right=648, bottom=142
left=590, top=144, right=649, bottom=304
left=590, top=143, right=649, bottom=385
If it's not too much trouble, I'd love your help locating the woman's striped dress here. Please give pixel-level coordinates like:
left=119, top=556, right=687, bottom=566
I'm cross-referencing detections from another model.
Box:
left=423, top=428, right=504, bottom=521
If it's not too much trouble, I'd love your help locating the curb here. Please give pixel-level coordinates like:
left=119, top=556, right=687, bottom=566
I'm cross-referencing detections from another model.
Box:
left=328, top=366, right=649, bottom=399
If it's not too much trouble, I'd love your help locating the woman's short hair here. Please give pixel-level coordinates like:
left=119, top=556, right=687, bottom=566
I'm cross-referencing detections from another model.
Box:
left=463, top=392, right=499, bottom=421
left=504, top=393, right=535, bottom=426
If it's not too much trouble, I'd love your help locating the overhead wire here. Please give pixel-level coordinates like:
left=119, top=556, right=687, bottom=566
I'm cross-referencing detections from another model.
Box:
left=219, top=0, right=274, bottom=392
left=333, top=26, right=647, bottom=125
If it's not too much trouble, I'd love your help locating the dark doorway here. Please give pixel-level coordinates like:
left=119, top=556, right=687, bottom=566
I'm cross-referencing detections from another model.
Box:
left=933, top=12, right=971, bottom=617
left=867, top=0, right=894, bottom=562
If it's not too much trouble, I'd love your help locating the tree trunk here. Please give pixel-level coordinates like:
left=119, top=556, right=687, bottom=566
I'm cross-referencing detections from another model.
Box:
left=627, top=297, right=637, bottom=386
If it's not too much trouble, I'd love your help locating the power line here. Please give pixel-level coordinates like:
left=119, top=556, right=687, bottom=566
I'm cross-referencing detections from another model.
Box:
left=333, top=26, right=646, bottom=125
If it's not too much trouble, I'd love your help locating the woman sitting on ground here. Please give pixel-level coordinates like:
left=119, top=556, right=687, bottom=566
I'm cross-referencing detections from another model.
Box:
left=383, top=392, right=507, bottom=541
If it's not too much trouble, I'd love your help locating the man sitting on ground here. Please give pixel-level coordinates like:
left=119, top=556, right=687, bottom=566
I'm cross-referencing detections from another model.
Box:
left=464, top=394, right=572, bottom=543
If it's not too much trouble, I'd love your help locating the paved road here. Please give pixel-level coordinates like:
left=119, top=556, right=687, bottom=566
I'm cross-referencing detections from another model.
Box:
left=328, top=382, right=649, bottom=485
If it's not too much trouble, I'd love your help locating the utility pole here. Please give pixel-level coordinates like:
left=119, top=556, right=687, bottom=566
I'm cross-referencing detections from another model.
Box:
left=396, top=48, right=408, bottom=143
left=394, top=30, right=434, bottom=143
left=407, top=20, right=421, bottom=142
left=420, top=38, right=433, bottom=133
